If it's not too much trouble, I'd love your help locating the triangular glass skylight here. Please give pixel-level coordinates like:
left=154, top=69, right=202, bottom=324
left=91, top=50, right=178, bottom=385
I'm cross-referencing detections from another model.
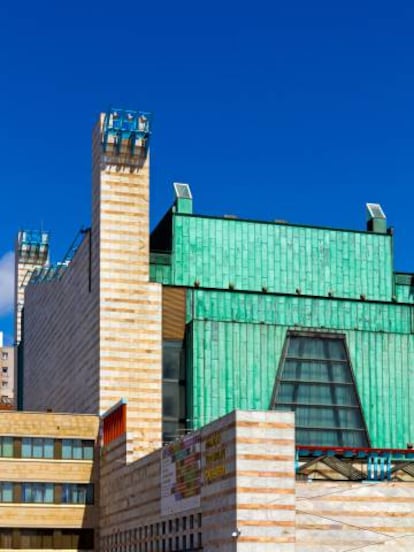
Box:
left=271, top=332, right=370, bottom=447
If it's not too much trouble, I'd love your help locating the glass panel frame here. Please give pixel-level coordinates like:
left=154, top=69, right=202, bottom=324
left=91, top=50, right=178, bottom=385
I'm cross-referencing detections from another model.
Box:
left=271, top=331, right=370, bottom=447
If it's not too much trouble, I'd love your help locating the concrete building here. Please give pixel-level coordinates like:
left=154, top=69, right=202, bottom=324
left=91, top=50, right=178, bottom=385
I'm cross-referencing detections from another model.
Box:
left=7, top=107, right=414, bottom=551
left=0, top=411, right=99, bottom=550
left=0, top=333, right=14, bottom=409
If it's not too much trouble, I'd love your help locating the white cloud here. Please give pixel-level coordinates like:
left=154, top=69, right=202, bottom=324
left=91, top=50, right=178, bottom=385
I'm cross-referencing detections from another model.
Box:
left=0, top=251, right=14, bottom=316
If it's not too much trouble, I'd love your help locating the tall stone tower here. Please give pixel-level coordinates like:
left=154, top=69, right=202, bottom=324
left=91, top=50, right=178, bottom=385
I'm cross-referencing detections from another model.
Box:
left=92, top=109, right=163, bottom=456
left=22, top=109, right=162, bottom=458
left=14, top=230, right=49, bottom=344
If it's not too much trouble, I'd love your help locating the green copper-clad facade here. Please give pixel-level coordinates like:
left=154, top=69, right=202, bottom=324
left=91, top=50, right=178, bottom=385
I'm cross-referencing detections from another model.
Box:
left=151, top=190, right=414, bottom=449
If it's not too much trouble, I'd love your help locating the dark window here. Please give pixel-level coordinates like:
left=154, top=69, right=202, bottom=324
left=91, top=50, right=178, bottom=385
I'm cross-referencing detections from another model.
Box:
left=0, top=482, right=13, bottom=502
left=0, top=437, right=13, bottom=457
left=0, top=529, right=12, bottom=548
left=162, top=341, right=186, bottom=443
left=271, top=332, right=369, bottom=447
left=22, top=483, right=54, bottom=503
left=62, top=484, right=94, bottom=505
left=62, top=439, right=94, bottom=460
left=22, top=438, right=54, bottom=459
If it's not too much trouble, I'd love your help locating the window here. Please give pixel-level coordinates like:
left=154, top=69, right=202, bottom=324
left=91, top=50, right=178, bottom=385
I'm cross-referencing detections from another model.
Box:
left=162, top=341, right=186, bottom=444
left=2, top=367, right=7, bottom=374
left=62, top=439, right=94, bottom=460
left=271, top=332, right=369, bottom=447
left=1, top=382, right=7, bottom=388
left=22, top=483, right=54, bottom=503
left=0, top=437, right=13, bottom=457
left=0, top=482, right=12, bottom=502
left=1, top=352, right=7, bottom=361
left=22, top=438, right=54, bottom=458
left=62, top=483, right=94, bottom=505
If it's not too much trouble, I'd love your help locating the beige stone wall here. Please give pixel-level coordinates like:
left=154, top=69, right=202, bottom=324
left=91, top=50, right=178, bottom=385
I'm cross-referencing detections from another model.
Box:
left=233, top=410, right=296, bottom=552
left=23, top=237, right=100, bottom=414
left=296, top=480, right=414, bottom=552
left=23, top=115, right=162, bottom=457
left=99, top=409, right=296, bottom=552
left=92, top=118, right=162, bottom=456
left=0, top=411, right=99, bottom=438
left=0, top=412, right=99, bottom=532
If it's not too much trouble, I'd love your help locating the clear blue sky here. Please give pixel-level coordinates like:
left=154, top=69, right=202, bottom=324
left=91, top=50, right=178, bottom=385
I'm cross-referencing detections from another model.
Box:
left=1, top=1, right=414, bottom=344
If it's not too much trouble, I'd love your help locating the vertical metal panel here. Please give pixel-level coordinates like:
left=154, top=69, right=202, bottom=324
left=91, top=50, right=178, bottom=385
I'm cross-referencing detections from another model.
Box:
left=188, top=289, right=414, bottom=448
left=171, top=215, right=394, bottom=301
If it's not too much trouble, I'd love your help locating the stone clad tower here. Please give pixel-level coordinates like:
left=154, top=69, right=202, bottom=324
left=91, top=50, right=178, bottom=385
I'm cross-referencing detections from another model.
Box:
left=93, top=109, right=162, bottom=456
left=22, top=109, right=162, bottom=458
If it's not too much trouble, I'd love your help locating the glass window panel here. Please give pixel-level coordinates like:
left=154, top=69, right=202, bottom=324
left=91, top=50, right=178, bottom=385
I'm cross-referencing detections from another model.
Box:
left=72, top=439, right=83, bottom=460
left=83, top=441, right=94, bottom=460
left=337, top=408, right=364, bottom=428
left=291, top=406, right=364, bottom=429
left=44, top=438, right=54, bottom=458
left=20, top=530, right=34, bottom=547
left=42, top=530, right=53, bottom=547
left=0, top=530, right=12, bottom=548
left=1, top=483, right=12, bottom=502
left=22, top=484, right=31, bottom=502
left=163, top=344, right=181, bottom=379
left=278, top=382, right=358, bottom=406
left=33, top=484, right=43, bottom=503
left=44, top=483, right=54, bottom=503
left=162, top=421, right=178, bottom=443
left=273, top=334, right=369, bottom=447
left=77, top=486, right=87, bottom=504
left=32, top=438, right=43, bottom=458
left=288, top=337, right=346, bottom=360
left=283, top=360, right=351, bottom=383
left=296, top=428, right=368, bottom=448
left=1, top=437, right=13, bottom=457
left=163, top=382, right=179, bottom=418
left=62, top=484, right=70, bottom=504
left=22, top=438, right=32, bottom=458
left=86, top=484, right=94, bottom=505
left=62, top=439, right=72, bottom=459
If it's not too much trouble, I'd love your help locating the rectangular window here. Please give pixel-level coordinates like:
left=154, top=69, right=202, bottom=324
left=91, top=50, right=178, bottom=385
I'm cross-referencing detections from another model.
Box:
left=62, top=439, right=94, bottom=460
left=2, top=367, right=7, bottom=374
left=62, top=483, right=94, bottom=505
left=0, top=437, right=13, bottom=457
left=22, top=483, right=54, bottom=503
left=1, top=353, right=8, bottom=361
left=22, top=438, right=54, bottom=459
left=0, top=483, right=13, bottom=502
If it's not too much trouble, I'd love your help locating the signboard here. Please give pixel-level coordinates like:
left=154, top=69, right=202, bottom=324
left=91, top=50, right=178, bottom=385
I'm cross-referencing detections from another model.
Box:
left=203, top=431, right=226, bottom=484
left=161, top=434, right=201, bottom=515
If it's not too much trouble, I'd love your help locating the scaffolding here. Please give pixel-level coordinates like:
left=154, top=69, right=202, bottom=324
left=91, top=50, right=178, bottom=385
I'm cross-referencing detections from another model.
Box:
left=296, top=445, right=414, bottom=482
left=28, top=227, right=89, bottom=285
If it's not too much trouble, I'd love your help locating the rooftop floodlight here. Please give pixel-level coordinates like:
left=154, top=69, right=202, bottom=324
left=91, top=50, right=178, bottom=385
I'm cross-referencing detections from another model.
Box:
left=173, top=182, right=192, bottom=200
left=366, top=203, right=386, bottom=219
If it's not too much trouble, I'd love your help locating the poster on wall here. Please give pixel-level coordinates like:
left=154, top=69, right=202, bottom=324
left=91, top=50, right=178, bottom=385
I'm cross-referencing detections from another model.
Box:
left=161, top=434, right=201, bottom=515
